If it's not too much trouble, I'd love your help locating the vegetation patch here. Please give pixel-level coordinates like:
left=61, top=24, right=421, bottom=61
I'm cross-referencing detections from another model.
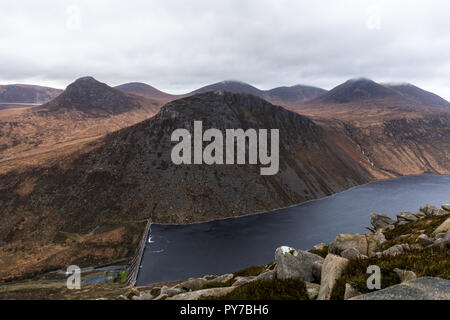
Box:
left=113, top=270, right=129, bottom=284
left=331, top=247, right=449, bottom=300
left=205, top=279, right=309, bottom=300
left=381, top=213, right=449, bottom=249
left=309, top=245, right=329, bottom=258
left=52, top=231, right=84, bottom=245
left=201, top=279, right=235, bottom=290
left=233, top=265, right=266, bottom=278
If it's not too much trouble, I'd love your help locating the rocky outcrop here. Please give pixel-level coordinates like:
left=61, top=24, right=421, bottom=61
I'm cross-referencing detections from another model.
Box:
left=305, top=282, right=320, bottom=300
left=329, top=233, right=381, bottom=256
left=420, top=204, right=440, bottom=216
left=344, top=283, right=362, bottom=300
left=396, top=211, right=419, bottom=224
left=232, top=276, right=256, bottom=287
left=432, top=229, right=450, bottom=249
left=370, top=213, right=396, bottom=230
left=175, top=278, right=208, bottom=291
left=417, top=234, right=434, bottom=246
left=350, top=277, right=450, bottom=300
left=275, top=247, right=324, bottom=282
left=432, top=218, right=450, bottom=235
left=317, top=254, right=349, bottom=300
left=393, top=268, right=417, bottom=283
left=254, top=269, right=275, bottom=281
left=340, top=247, right=367, bottom=260
left=168, top=287, right=236, bottom=300
left=371, top=243, right=410, bottom=258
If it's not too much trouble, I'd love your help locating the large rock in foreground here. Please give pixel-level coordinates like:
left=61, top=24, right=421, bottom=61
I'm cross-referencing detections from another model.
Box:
left=275, top=246, right=324, bottom=282
left=350, top=277, right=450, bottom=300
left=317, top=254, right=349, bottom=300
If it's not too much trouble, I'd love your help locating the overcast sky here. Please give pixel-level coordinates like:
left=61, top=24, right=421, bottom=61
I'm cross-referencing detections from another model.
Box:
left=1, top=0, right=450, bottom=99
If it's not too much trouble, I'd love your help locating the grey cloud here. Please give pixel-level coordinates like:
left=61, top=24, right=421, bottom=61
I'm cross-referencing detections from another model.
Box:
left=0, top=0, right=450, bottom=99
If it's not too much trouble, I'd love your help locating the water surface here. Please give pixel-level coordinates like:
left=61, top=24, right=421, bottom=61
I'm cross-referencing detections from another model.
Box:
left=137, top=174, right=450, bottom=285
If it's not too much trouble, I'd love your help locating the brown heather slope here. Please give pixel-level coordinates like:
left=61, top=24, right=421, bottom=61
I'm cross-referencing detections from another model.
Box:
left=0, top=77, right=169, bottom=169
left=0, top=92, right=378, bottom=281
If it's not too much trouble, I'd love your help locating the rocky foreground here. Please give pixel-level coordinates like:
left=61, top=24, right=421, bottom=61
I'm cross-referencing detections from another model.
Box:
left=0, top=203, right=447, bottom=300
left=129, top=203, right=450, bottom=301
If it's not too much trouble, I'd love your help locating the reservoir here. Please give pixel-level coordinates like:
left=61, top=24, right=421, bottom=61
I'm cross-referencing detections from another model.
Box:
left=137, top=174, right=450, bottom=285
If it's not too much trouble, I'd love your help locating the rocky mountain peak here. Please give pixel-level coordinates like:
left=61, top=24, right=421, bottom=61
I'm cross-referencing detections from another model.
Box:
left=313, top=78, right=402, bottom=104
left=38, top=76, right=141, bottom=115
left=149, top=91, right=321, bottom=149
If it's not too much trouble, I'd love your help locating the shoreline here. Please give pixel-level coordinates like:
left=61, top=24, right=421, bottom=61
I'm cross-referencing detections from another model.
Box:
left=152, top=173, right=449, bottom=227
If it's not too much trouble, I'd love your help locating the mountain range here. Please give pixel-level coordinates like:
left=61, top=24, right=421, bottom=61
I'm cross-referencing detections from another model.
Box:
left=3, top=77, right=449, bottom=112
left=0, top=75, right=448, bottom=281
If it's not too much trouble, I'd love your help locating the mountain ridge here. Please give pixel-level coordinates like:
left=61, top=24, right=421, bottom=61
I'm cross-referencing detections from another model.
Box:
left=0, top=84, right=62, bottom=104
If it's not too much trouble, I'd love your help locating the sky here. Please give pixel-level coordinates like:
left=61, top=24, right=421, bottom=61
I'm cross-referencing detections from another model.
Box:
left=1, top=0, right=450, bottom=99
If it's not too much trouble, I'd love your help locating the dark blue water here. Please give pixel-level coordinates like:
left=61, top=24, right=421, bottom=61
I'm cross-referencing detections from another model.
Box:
left=137, top=174, right=450, bottom=285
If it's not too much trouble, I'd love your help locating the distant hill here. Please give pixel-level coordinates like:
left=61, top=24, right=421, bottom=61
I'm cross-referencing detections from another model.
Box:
left=191, top=80, right=265, bottom=97
left=309, top=78, right=450, bottom=110
left=116, top=80, right=327, bottom=107
left=267, top=85, right=327, bottom=103
left=312, top=78, right=403, bottom=104
left=385, top=83, right=450, bottom=109
left=191, top=80, right=327, bottom=105
left=115, top=82, right=177, bottom=101
left=0, top=77, right=165, bottom=163
left=37, top=77, right=143, bottom=116
left=0, top=84, right=62, bottom=104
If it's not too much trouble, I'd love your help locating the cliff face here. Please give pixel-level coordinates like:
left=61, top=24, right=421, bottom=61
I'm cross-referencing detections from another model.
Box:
left=343, top=114, right=450, bottom=176
left=0, top=92, right=374, bottom=280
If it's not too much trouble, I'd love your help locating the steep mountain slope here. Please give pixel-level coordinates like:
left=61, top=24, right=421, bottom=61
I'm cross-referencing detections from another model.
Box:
left=0, top=92, right=375, bottom=281
left=342, top=115, right=450, bottom=176
left=0, top=84, right=62, bottom=104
